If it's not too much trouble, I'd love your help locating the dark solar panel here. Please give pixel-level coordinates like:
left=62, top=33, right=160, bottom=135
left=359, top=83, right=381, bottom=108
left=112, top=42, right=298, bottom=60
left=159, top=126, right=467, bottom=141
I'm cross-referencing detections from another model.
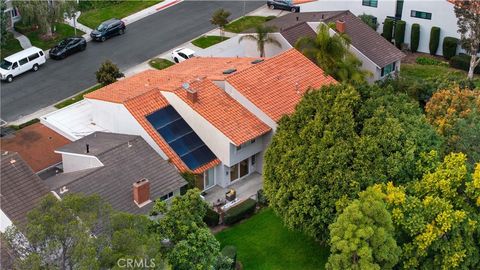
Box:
left=146, top=106, right=217, bottom=170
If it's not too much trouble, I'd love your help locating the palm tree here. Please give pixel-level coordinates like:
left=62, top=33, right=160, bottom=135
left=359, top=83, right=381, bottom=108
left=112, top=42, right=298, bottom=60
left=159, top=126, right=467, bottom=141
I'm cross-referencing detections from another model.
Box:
left=295, top=23, right=371, bottom=84
left=239, top=25, right=281, bottom=57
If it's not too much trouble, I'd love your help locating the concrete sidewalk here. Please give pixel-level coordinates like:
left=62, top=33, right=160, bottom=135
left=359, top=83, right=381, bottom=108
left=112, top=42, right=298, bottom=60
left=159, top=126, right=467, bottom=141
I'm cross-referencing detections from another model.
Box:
left=122, top=0, right=182, bottom=25
left=12, top=30, right=32, bottom=49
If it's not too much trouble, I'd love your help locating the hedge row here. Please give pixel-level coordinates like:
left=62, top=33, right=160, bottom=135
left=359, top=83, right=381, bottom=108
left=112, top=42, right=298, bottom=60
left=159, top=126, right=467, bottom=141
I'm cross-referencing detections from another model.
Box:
left=410, top=23, right=420, bottom=52
left=442, top=37, right=459, bottom=60
left=449, top=54, right=480, bottom=74
left=204, top=207, right=220, bottom=227
left=394, top=20, right=406, bottom=49
left=382, top=18, right=394, bottom=42
left=221, top=246, right=237, bottom=270
left=429, top=27, right=441, bottom=55
left=223, top=198, right=256, bottom=225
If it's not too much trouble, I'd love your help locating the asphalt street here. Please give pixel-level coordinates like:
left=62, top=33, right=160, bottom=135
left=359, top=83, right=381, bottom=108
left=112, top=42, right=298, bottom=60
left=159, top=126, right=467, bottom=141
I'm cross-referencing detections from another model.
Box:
left=0, top=1, right=264, bottom=122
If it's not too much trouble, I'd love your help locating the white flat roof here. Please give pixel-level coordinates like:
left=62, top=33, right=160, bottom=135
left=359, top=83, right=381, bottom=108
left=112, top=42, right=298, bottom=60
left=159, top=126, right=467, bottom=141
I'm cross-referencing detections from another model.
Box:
left=41, top=100, right=108, bottom=141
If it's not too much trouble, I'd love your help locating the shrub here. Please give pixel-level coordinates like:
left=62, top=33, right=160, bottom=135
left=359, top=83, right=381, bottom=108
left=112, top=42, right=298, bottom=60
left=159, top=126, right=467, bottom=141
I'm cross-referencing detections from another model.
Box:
left=382, top=18, right=394, bottom=42
left=223, top=198, right=256, bottom=225
left=410, top=23, right=420, bottom=52
left=449, top=54, right=480, bottom=74
left=415, top=56, right=448, bottom=67
left=442, top=37, right=459, bottom=60
left=394, top=20, right=406, bottom=49
left=429, top=26, right=440, bottom=55
left=203, top=207, right=220, bottom=227
left=257, top=189, right=268, bottom=206
left=95, top=60, right=123, bottom=85
left=221, top=246, right=237, bottom=270
left=358, top=14, right=378, bottom=30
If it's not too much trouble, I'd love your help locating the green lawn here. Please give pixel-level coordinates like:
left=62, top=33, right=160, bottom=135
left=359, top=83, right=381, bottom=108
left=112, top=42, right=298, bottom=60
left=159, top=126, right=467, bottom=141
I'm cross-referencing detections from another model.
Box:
left=192, top=35, right=229, bottom=49
left=15, top=23, right=85, bottom=50
left=224, top=16, right=272, bottom=33
left=55, top=84, right=103, bottom=109
left=78, top=1, right=162, bottom=29
left=216, top=208, right=329, bottom=270
left=1, top=33, right=23, bottom=58
left=148, top=58, right=174, bottom=70
left=401, top=63, right=480, bottom=88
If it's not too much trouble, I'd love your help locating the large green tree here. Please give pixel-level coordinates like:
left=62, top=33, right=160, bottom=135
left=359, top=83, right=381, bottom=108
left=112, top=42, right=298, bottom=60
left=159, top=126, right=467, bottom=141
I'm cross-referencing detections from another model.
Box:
left=14, top=0, right=70, bottom=37
left=263, top=83, right=441, bottom=242
left=1, top=0, right=8, bottom=46
left=153, top=189, right=220, bottom=270
left=210, top=8, right=231, bottom=38
left=380, top=153, right=480, bottom=269
left=326, top=186, right=400, bottom=270
left=295, top=23, right=371, bottom=84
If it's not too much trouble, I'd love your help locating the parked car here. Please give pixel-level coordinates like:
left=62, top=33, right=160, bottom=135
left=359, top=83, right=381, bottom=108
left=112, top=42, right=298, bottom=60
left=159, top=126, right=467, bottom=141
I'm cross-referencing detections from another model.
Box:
left=171, top=48, right=195, bottom=63
left=267, top=0, right=300, bottom=12
left=0, top=47, right=46, bottom=83
left=90, top=18, right=126, bottom=42
left=49, top=37, right=87, bottom=59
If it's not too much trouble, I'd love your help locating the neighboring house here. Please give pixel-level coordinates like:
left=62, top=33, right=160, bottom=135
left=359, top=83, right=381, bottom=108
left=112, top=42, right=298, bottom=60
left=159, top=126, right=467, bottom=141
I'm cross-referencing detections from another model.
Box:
left=0, top=151, right=49, bottom=232
left=2, top=0, right=20, bottom=29
left=46, top=132, right=187, bottom=214
left=265, top=10, right=406, bottom=82
left=42, top=49, right=336, bottom=192
left=199, top=11, right=404, bottom=83
left=298, top=0, right=458, bottom=56
left=1, top=123, right=70, bottom=177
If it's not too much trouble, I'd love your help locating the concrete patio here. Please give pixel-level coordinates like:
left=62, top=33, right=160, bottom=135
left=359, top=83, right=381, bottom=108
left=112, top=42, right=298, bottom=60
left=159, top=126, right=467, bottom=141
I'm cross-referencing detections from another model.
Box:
left=203, top=172, right=263, bottom=206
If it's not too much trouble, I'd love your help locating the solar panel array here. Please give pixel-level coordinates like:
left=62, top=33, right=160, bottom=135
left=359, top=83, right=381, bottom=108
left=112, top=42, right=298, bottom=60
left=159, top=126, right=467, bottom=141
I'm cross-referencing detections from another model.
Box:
left=146, top=106, right=217, bottom=170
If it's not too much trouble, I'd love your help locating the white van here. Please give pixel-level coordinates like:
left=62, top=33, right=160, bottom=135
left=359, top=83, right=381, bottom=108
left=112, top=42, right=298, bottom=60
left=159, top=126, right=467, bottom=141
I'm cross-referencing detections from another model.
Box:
left=0, top=47, right=46, bottom=83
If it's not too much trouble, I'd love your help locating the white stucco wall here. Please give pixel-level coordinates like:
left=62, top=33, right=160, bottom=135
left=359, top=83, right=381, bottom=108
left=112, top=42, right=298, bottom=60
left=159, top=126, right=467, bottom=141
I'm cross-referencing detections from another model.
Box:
left=57, top=152, right=103, bottom=173
left=229, top=136, right=265, bottom=166
left=197, top=33, right=291, bottom=58
left=300, top=0, right=458, bottom=56
left=0, top=209, right=13, bottom=233
left=87, top=98, right=167, bottom=159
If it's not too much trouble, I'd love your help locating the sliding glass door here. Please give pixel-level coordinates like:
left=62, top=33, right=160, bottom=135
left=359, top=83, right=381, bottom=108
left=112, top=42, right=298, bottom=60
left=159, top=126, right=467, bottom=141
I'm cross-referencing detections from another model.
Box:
left=230, top=158, right=249, bottom=182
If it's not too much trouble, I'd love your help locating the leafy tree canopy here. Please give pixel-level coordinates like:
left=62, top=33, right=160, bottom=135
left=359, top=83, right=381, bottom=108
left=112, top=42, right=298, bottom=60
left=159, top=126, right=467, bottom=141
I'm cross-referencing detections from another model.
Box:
left=264, top=83, right=441, bottom=242
left=326, top=186, right=400, bottom=270
left=425, top=86, right=480, bottom=165
left=153, top=189, right=220, bottom=270
left=95, top=60, right=124, bottom=86
left=380, top=152, right=480, bottom=269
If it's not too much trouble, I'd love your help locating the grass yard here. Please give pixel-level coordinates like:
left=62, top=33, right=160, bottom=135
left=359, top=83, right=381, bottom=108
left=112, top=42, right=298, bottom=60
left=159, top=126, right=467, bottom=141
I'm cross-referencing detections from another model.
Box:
left=401, top=63, right=480, bottom=88
left=192, top=35, right=229, bottom=49
left=54, top=84, right=103, bottom=109
left=224, top=16, right=273, bottom=33
left=148, top=58, right=174, bottom=70
left=1, top=33, right=23, bottom=58
left=78, top=1, right=162, bottom=29
left=216, top=208, right=329, bottom=270
left=15, top=23, right=85, bottom=50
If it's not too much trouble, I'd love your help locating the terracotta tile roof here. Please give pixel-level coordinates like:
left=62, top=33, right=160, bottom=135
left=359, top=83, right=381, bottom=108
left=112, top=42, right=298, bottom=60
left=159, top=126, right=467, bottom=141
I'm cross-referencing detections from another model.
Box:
left=226, top=49, right=337, bottom=122
left=123, top=89, right=220, bottom=174
left=1, top=123, right=70, bottom=172
left=169, top=80, right=271, bottom=146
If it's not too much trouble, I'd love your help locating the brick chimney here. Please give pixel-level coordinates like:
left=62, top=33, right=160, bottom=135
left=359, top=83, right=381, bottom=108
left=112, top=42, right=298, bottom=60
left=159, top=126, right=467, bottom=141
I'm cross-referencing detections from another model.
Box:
left=186, top=89, right=198, bottom=103
left=133, top=178, right=151, bottom=207
left=336, top=20, right=345, bottom=33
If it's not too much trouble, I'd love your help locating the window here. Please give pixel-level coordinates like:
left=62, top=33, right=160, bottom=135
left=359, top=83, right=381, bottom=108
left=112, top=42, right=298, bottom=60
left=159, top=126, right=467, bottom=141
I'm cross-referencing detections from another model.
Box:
left=39, top=51, right=44, bottom=56
left=236, top=145, right=242, bottom=151
left=381, top=62, right=396, bottom=77
left=11, top=8, right=18, bottom=18
left=362, top=0, right=378, bottom=7
left=160, top=192, right=174, bottom=201
left=12, top=62, right=18, bottom=69
left=19, top=58, right=28, bottom=65
left=251, top=155, right=256, bottom=165
left=28, top=53, right=39, bottom=61
left=411, top=10, right=432, bottom=20
left=250, top=139, right=256, bottom=144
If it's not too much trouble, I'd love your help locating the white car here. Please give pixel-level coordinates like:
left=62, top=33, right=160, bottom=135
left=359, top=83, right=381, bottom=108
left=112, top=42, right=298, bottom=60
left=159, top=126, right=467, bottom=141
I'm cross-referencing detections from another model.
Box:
left=0, top=47, right=46, bottom=83
left=171, top=48, right=195, bottom=63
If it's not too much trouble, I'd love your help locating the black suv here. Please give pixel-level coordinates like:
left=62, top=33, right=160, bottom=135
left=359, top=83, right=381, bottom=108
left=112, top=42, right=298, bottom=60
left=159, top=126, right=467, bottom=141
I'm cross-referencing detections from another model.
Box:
left=267, top=0, right=300, bottom=12
left=90, top=18, right=126, bottom=42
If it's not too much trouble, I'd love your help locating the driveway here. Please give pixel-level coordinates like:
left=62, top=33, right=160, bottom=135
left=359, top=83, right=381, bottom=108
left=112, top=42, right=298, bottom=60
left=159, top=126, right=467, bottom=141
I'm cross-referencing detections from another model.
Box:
left=0, top=1, right=264, bottom=122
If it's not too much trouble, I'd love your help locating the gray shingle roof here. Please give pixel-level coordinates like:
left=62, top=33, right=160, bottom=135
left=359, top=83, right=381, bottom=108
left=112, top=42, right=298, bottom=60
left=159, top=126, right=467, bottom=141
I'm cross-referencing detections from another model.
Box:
left=0, top=152, right=49, bottom=227
left=266, top=11, right=406, bottom=68
left=280, top=22, right=317, bottom=47
left=46, top=132, right=187, bottom=215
